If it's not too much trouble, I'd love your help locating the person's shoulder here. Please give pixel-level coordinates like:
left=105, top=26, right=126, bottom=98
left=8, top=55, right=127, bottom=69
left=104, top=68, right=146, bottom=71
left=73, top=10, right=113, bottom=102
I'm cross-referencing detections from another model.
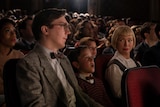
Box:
left=12, top=49, right=22, bottom=53
left=17, top=50, right=41, bottom=67
left=107, top=60, right=121, bottom=72
left=135, top=42, right=146, bottom=49
left=145, top=43, right=160, bottom=55
left=25, top=49, right=40, bottom=58
left=11, top=49, right=24, bottom=57
left=135, top=42, right=143, bottom=47
left=152, top=41, right=160, bottom=49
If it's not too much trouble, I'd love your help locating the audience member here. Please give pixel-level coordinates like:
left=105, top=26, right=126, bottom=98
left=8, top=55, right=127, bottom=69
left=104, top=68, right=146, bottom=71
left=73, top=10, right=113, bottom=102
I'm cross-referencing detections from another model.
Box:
left=0, top=18, right=24, bottom=105
left=105, top=25, right=140, bottom=106
left=102, top=34, right=115, bottom=55
left=2, top=8, right=160, bottom=107
left=100, top=25, right=119, bottom=55
left=95, top=18, right=106, bottom=37
left=16, top=8, right=103, bottom=107
left=74, top=20, right=95, bottom=40
left=134, top=22, right=158, bottom=63
left=68, top=46, right=115, bottom=107
left=14, top=16, right=36, bottom=54
left=131, top=25, right=143, bottom=46
left=142, top=23, right=160, bottom=67
left=77, top=37, right=97, bottom=58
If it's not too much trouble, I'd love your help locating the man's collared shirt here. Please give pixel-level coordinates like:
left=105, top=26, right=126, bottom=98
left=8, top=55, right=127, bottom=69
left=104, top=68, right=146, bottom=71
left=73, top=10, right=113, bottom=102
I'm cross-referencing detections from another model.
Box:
left=39, top=43, right=76, bottom=107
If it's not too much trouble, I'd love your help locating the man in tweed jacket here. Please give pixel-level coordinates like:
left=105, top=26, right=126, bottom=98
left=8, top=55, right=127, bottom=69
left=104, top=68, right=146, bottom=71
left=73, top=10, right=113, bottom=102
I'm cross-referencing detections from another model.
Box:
left=16, top=8, right=103, bottom=107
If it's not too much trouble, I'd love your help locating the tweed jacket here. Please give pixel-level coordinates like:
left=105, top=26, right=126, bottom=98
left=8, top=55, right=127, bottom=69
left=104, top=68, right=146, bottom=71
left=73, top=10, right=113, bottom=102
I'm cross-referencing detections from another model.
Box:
left=16, top=44, right=103, bottom=107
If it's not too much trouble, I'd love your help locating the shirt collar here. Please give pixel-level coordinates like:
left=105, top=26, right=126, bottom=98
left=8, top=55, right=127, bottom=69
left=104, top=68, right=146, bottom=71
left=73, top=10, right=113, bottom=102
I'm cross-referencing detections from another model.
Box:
left=78, top=73, right=94, bottom=84
left=114, top=51, right=132, bottom=61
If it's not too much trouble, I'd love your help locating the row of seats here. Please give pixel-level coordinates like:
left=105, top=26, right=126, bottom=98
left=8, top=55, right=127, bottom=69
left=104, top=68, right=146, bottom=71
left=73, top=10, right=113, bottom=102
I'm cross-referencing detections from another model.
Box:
left=3, top=56, right=160, bottom=107
left=121, top=65, right=160, bottom=107
left=94, top=54, right=160, bottom=107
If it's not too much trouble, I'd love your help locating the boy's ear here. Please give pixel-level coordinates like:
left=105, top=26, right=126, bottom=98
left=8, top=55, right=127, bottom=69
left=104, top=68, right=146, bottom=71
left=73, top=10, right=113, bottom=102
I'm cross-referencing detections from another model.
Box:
left=72, top=61, right=80, bottom=69
left=41, top=25, right=48, bottom=35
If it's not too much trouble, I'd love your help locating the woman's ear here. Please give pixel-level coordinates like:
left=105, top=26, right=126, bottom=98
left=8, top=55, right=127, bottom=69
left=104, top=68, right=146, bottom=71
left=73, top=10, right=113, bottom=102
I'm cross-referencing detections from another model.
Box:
left=41, top=25, right=48, bottom=35
left=72, top=61, right=80, bottom=69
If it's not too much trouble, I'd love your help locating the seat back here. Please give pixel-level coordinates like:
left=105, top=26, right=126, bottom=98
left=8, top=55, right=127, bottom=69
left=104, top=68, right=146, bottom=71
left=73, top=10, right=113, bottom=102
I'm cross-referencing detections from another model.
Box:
left=121, top=65, right=160, bottom=107
left=94, top=54, right=113, bottom=82
left=3, top=58, right=21, bottom=107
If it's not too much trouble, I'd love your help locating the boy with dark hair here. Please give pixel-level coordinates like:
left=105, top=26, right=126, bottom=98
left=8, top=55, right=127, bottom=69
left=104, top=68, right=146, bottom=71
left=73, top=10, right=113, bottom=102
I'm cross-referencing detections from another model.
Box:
left=68, top=46, right=115, bottom=107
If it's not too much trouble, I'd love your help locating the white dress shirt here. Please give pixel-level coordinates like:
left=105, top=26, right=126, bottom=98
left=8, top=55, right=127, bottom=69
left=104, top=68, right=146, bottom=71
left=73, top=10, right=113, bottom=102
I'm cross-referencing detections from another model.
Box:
left=40, top=44, right=76, bottom=107
left=105, top=51, right=138, bottom=98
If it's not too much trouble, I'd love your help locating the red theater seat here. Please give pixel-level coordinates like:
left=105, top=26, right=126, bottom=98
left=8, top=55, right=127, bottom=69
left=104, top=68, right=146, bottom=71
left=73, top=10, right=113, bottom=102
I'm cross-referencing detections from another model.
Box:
left=121, top=65, right=160, bottom=107
left=94, top=54, right=113, bottom=82
left=3, top=58, right=21, bottom=107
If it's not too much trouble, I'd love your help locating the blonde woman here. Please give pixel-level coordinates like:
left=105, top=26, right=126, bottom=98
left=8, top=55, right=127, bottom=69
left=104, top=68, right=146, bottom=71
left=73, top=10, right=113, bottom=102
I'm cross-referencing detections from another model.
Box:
left=105, top=25, right=140, bottom=106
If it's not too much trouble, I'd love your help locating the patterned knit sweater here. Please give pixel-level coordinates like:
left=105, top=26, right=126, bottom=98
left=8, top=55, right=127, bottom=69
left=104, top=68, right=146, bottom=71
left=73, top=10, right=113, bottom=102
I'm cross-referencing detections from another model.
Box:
left=76, top=75, right=115, bottom=107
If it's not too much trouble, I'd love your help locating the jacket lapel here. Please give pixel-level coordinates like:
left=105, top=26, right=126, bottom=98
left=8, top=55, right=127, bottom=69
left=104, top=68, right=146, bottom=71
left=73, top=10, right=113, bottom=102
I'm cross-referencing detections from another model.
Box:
left=33, top=44, right=68, bottom=106
left=59, top=57, right=78, bottom=89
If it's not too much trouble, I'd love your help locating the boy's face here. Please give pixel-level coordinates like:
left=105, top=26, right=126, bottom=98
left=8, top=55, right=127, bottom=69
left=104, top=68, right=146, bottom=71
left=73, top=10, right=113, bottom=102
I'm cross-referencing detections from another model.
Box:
left=44, top=16, right=71, bottom=51
left=77, top=48, right=95, bottom=74
left=87, top=41, right=97, bottom=58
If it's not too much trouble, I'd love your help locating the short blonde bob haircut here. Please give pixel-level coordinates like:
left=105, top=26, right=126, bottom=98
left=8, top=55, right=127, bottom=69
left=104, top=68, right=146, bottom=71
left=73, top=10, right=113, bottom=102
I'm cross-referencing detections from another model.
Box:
left=111, top=25, right=136, bottom=49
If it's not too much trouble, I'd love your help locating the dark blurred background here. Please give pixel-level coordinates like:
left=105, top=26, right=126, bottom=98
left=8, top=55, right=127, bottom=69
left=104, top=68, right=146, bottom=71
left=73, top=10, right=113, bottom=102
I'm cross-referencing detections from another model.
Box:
left=0, top=0, right=160, bottom=21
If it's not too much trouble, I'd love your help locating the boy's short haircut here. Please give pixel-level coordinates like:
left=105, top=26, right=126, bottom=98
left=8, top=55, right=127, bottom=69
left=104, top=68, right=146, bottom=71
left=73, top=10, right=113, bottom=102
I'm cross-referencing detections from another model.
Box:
left=68, top=45, right=88, bottom=72
left=32, top=8, right=66, bottom=41
left=79, top=37, right=96, bottom=46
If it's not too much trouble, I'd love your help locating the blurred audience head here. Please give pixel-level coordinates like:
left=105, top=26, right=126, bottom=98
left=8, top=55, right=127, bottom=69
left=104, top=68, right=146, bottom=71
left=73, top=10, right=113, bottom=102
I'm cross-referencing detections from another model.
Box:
left=140, top=22, right=157, bottom=41
left=0, top=18, right=17, bottom=48
left=18, top=15, right=34, bottom=40
left=155, top=23, right=160, bottom=40
left=74, top=19, right=95, bottom=40
left=78, top=37, right=97, bottom=57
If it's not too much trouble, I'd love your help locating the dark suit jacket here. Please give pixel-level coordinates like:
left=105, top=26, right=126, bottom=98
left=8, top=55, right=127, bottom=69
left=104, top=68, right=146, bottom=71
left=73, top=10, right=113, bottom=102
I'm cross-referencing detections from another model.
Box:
left=16, top=44, right=103, bottom=107
left=134, top=41, right=150, bottom=63
left=142, top=41, right=160, bottom=67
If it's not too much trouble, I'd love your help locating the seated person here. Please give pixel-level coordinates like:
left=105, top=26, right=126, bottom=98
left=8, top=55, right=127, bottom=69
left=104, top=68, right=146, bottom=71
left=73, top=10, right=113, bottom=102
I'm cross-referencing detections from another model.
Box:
left=134, top=22, right=158, bottom=63
left=105, top=25, right=141, bottom=106
left=142, top=23, right=160, bottom=67
left=68, top=46, right=115, bottom=107
left=15, top=8, right=103, bottom=107
left=0, top=18, right=24, bottom=105
left=14, top=16, right=36, bottom=54
left=76, top=37, right=97, bottom=58
left=64, top=37, right=97, bottom=57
